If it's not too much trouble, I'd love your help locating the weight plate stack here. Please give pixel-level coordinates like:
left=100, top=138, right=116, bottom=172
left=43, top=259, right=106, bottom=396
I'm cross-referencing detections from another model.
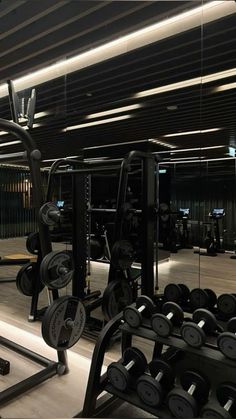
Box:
left=16, top=262, right=44, bottom=296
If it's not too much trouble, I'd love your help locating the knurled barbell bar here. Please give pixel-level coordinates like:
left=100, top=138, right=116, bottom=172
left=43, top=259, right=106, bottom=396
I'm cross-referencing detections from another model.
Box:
left=107, top=347, right=147, bottom=392
left=181, top=308, right=217, bottom=348
left=167, top=370, right=210, bottom=418
left=123, top=295, right=156, bottom=328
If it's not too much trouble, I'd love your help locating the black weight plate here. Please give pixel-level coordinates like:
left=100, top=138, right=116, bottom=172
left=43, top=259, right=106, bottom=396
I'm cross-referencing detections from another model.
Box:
left=205, top=288, right=217, bottom=307
left=167, top=388, right=198, bottom=418
left=39, top=202, right=60, bottom=226
left=189, top=288, right=209, bottom=309
left=149, top=359, right=174, bottom=389
left=217, top=383, right=236, bottom=417
left=193, top=309, right=217, bottom=333
left=217, top=294, right=236, bottom=316
left=107, top=363, right=130, bottom=391
left=42, top=296, right=86, bottom=350
left=136, top=295, right=155, bottom=316
left=136, top=375, right=163, bottom=407
left=179, top=284, right=190, bottom=301
left=123, top=347, right=147, bottom=376
left=162, top=302, right=184, bottom=324
left=201, top=403, right=231, bottom=419
left=26, top=232, right=40, bottom=255
left=228, top=317, right=236, bottom=333
left=40, top=250, right=74, bottom=289
left=16, top=262, right=44, bottom=296
left=181, top=322, right=206, bottom=348
left=123, top=306, right=142, bottom=328
left=102, top=279, right=133, bottom=321
left=217, top=332, right=236, bottom=360
left=111, top=240, right=135, bottom=270
left=90, top=238, right=104, bottom=260
left=151, top=313, right=173, bottom=337
left=164, top=283, right=182, bottom=302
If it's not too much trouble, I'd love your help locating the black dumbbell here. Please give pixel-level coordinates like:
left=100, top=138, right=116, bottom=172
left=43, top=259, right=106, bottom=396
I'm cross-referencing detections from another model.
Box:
left=123, top=295, right=155, bottom=328
left=181, top=308, right=217, bottom=348
left=189, top=288, right=217, bottom=310
left=217, top=294, right=236, bottom=319
left=107, top=347, right=147, bottom=391
left=164, top=283, right=190, bottom=304
left=201, top=383, right=236, bottom=419
left=151, top=302, right=184, bottom=337
left=167, top=370, right=210, bottom=418
left=136, top=359, right=174, bottom=407
left=217, top=317, right=236, bottom=360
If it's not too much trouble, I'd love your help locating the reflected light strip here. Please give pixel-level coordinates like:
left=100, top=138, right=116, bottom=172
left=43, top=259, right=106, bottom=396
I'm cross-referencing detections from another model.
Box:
left=160, top=156, right=236, bottom=164
left=42, top=155, right=80, bottom=162
left=170, top=156, right=206, bottom=161
left=163, top=128, right=222, bottom=137
left=214, top=82, right=236, bottom=93
left=0, top=1, right=233, bottom=98
left=0, top=123, right=41, bottom=137
left=134, top=68, right=236, bottom=98
left=0, top=140, right=21, bottom=147
left=63, top=114, right=131, bottom=131
left=86, top=104, right=141, bottom=119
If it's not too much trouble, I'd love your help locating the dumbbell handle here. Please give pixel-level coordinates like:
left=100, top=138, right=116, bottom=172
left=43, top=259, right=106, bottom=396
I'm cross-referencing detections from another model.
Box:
left=224, top=398, right=233, bottom=412
left=155, top=370, right=164, bottom=381
left=126, top=360, right=135, bottom=371
left=188, top=383, right=196, bottom=396
left=198, top=320, right=205, bottom=329
left=167, top=311, right=174, bottom=321
left=138, top=305, right=146, bottom=313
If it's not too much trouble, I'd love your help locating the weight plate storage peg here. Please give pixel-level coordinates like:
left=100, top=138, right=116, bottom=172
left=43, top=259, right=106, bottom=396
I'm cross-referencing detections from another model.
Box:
left=40, top=250, right=74, bottom=289
left=136, top=359, right=174, bottom=407
left=217, top=294, right=236, bottom=318
left=42, top=296, right=86, bottom=350
left=217, top=317, right=236, bottom=360
left=167, top=370, right=210, bottom=418
left=16, top=262, right=44, bottom=296
left=189, top=288, right=217, bottom=310
left=201, top=383, right=236, bottom=419
left=181, top=308, right=217, bottom=348
left=164, top=283, right=190, bottom=304
left=39, top=202, right=61, bottom=226
left=102, top=279, right=133, bottom=321
left=26, top=232, right=40, bottom=255
left=107, top=347, right=147, bottom=392
left=111, top=240, right=135, bottom=270
left=151, top=302, right=184, bottom=337
left=123, top=295, right=155, bottom=328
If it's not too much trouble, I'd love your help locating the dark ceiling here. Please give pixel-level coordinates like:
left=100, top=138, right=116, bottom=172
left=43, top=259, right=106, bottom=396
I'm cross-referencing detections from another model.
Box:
left=0, top=0, right=235, bottom=165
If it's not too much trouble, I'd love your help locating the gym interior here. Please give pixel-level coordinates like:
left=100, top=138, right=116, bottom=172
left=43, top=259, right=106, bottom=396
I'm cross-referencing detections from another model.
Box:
left=0, top=1, right=236, bottom=418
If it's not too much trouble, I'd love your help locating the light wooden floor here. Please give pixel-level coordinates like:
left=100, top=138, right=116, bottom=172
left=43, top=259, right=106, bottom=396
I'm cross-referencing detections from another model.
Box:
left=0, top=238, right=235, bottom=417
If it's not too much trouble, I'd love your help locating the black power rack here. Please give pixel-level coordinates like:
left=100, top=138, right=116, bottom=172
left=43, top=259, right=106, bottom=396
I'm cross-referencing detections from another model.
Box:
left=79, top=303, right=236, bottom=418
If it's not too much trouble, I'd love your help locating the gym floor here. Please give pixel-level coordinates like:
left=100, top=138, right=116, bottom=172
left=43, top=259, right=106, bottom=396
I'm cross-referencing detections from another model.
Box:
left=0, top=238, right=235, bottom=417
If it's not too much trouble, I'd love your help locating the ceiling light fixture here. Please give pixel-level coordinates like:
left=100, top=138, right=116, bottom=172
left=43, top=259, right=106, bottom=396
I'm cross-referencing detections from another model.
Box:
left=0, top=123, right=42, bottom=137
left=0, top=1, right=234, bottom=98
left=163, top=128, right=222, bottom=137
left=134, top=68, right=236, bottom=98
left=63, top=114, right=131, bottom=131
left=213, top=82, right=236, bottom=93
left=148, top=138, right=176, bottom=149
left=87, top=104, right=141, bottom=119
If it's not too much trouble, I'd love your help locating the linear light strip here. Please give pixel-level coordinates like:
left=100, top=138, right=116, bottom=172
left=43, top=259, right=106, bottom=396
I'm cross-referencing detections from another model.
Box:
left=0, top=123, right=41, bottom=138
left=63, top=114, right=131, bottom=131
left=160, top=156, right=236, bottom=165
left=214, top=82, right=236, bottom=93
left=163, top=128, right=222, bottom=137
left=0, top=1, right=234, bottom=98
left=86, top=104, right=141, bottom=119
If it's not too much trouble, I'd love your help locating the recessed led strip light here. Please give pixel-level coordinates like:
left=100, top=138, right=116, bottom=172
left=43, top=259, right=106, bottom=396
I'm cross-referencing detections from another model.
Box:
left=63, top=114, right=131, bottom=131
left=134, top=68, right=236, bottom=98
left=163, top=128, right=222, bottom=138
left=148, top=138, right=176, bottom=149
left=0, top=1, right=234, bottom=98
left=0, top=123, right=41, bottom=138
left=161, top=156, right=236, bottom=164
left=86, top=104, right=141, bottom=119
left=214, top=82, right=236, bottom=93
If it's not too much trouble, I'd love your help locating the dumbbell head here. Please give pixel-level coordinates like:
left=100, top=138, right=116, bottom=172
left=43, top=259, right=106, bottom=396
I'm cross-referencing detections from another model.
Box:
left=136, top=359, right=174, bottom=407
left=123, top=295, right=155, bottom=328
left=151, top=302, right=183, bottom=337
left=217, top=317, right=236, bottom=360
left=164, top=283, right=190, bottom=303
left=181, top=309, right=217, bottom=348
left=190, top=288, right=217, bottom=310
left=167, top=370, right=209, bottom=418
left=107, top=347, right=147, bottom=391
left=217, top=383, right=236, bottom=418
left=217, top=294, right=236, bottom=318
left=201, top=402, right=232, bottom=419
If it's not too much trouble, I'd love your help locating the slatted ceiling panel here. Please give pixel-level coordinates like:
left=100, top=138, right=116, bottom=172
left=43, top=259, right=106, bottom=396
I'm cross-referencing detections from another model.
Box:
left=0, top=2, right=235, bottom=161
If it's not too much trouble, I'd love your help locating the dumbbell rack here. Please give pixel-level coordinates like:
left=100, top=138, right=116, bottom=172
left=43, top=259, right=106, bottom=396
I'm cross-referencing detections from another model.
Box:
left=79, top=306, right=236, bottom=418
